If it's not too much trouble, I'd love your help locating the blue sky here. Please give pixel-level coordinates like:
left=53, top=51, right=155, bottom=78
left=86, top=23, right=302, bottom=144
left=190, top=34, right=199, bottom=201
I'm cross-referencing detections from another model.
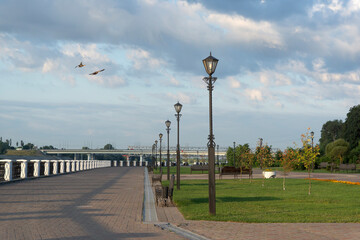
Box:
left=0, top=0, right=359, bottom=150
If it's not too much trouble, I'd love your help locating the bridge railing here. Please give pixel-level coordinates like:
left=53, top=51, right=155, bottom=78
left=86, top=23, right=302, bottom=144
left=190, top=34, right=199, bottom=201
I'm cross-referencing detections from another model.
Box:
left=0, top=159, right=115, bottom=183
left=0, top=159, right=150, bottom=183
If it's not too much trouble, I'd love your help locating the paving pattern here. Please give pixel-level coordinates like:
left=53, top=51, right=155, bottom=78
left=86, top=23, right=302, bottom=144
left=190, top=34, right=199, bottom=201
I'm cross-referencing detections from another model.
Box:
left=0, top=167, right=184, bottom=240
left=1, top=167, right=359, bottom=240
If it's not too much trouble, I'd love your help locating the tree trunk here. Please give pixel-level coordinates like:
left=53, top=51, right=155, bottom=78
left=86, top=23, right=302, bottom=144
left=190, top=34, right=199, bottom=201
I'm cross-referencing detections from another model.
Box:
left=308, top=169, right=311, bottom=195
left=283, top=175, right=286, bottom=191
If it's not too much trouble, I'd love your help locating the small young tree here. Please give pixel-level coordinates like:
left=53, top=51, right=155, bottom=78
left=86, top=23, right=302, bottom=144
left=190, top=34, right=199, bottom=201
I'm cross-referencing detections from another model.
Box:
left=281, top=148, right=297, bottom=190
left=255, top=141, right=274, bottom=187
left=297, top=128, right=320, bottom=195
left=241, top=149, right=254, bottom=182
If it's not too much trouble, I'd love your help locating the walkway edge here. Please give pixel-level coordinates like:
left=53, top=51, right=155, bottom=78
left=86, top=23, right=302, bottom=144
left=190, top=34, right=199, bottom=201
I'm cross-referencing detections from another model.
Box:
left=154, top=223, right=210, bottom=240
left=143, top=167, right=158, bottom=222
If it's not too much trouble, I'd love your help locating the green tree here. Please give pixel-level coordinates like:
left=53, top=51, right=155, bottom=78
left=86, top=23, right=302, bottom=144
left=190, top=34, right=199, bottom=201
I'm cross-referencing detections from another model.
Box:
left=226, top=146, right=236, bottom=166
left=281, top=148, right=297, bottom=191
left=325, top=139, right=349, bottom=171
left=103, top=144, right=115, bottom=150
left=319, top=120, right=343, bottom=153
left=296, top=129, right=320, bottom=195
left=343, top=105, right=360, bottom=150
left=235, top=144, right=251, bottom=178
left=22, top=143, right=35, bottom=150
left=348, top=141, right=360, bottom=164
left=241, top=148, right=254, bottom=182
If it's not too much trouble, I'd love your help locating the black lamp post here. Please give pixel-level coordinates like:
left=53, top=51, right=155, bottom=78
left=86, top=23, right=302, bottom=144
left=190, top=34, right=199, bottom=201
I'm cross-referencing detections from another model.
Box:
left=233, top=141, right=236, bottom=167
left=165, top=120, right=171, bottom=180
left=152, top=144, right=155, bottom=167
left=311, top=131, right=314, bottom=170
left=310, top=131, right=314, bottom=148
left=203, top=52, right=219, bottom=216
left=174, top=102, right=182, bottom=190
left=259, top=138, right=263, bottom=169
left=159, top=133, right=163, bottom=173
left=155, top=140, right=158, bottom=169
left=217, top=145, right=219, bottom=167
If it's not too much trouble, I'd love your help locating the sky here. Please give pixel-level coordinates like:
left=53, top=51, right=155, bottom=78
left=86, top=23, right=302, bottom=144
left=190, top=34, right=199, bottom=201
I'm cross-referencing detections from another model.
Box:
left=1, top=0, right=360, bottom=150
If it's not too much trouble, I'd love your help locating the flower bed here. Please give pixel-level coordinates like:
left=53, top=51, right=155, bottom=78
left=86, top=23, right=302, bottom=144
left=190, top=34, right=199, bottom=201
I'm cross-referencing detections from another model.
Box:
left=307, top=178, right=360, bottom=186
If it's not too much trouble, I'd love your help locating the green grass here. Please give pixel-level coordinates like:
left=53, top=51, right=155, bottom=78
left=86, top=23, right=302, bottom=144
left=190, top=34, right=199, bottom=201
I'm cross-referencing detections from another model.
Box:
left=169, top=178, right=360, bottom=223
left=153, top=166, right=219, bottom=174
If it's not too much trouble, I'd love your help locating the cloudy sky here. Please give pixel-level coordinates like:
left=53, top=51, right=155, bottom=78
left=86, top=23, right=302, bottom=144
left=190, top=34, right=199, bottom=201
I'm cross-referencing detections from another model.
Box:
left=1, top=0, right=359, bottom=150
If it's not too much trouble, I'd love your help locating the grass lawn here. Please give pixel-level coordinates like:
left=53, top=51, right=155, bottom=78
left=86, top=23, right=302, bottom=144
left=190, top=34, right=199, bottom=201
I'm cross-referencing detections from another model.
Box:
left=153, top=166, right=219, bottom=174
left=168, top=178, right=360, bottom=223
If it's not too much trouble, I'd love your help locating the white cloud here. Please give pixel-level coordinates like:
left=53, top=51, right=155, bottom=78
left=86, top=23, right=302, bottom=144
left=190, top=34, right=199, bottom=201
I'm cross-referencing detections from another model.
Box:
left=87, top=75, right=126, bottom=88
left=165, top=92, right=197, bottom=104
left=227, top=76, right=241, bottom=89
left=127, top=48, right=164, bottom=70
left=206, top=13, right=283, bottom=48
left=245, top=89, right=263, bottom=101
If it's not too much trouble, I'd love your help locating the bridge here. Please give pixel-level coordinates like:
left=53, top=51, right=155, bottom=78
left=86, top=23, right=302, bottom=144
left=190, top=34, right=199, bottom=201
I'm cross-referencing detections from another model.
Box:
left=40, top=147, right=229, bottom=164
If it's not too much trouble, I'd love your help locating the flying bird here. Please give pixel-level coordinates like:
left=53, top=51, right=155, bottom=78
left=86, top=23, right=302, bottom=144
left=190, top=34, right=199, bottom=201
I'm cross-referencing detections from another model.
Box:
left=75, top=62, right=85, bottom=68
left=89, top=69, right=105, bottom=75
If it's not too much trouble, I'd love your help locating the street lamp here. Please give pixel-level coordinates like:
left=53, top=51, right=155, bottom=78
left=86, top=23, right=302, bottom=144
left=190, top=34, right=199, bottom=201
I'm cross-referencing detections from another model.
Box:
left=203, top=52, right=219, bottom=216
left=165, top=120, right=171, bottom=180
left=174, top=101, right=182, bottom=190
left=217, top=145, right=219, bottom=167
left=259, top=138, right=263, bottom=169
left=310, top=131, right=314, bottom=148
left=152, top=144, right=155, bottom=167
left=155, top=140, right=158, bottom=169
left=311, top=131, right=314, bottom=170
left=233, top=142, right=236, bottom=167
left=159, top=133, right=163, bottom=173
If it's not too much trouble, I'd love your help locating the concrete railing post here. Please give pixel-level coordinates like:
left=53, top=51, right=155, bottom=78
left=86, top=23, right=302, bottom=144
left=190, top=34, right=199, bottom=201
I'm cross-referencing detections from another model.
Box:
left=59, top=160, right=65, bottom=174
left=30, top=160, right=40, bottom=177
left=41, top=160, right=50, bottom=176
left=71, top=160, right=76, bottom=172
left=17, top=159, right=28, bottom=179
left=0, top=159, right=13, bottom=181
left=51, top=160, right=58, bottom=175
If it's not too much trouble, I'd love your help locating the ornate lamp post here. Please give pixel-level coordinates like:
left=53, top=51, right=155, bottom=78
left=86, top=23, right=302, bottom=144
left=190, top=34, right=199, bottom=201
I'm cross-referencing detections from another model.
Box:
left=202, top=52, right=219, bottom=216
left=159, top=133, right=163, bottom=173
left=310, top=131, right=314, bottom=148
left=259, top=138, right=263, bottom=169
left=311, top=131, right=314, bottom=170
left=165, top=120, right=171, bottom=180
left=233, top=141, right=236, bottom=167
left=155, top=140, right=158, bottom=169
left=152, top=144, right=155, bottom=167
left=217, top=145, right=219, bottom=167
left=174, top=102, right=183, bottom=190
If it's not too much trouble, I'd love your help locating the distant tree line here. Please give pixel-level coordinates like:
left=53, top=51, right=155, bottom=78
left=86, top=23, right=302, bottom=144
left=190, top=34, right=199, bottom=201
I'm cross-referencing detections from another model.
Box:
left=319, top=104, right=360, bottom=164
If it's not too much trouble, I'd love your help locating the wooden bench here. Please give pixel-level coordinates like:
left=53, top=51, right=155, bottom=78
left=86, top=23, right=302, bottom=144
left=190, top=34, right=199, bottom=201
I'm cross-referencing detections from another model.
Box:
left=190, top=165, right=208, bottom=174
left=339, top=163, right=356, bottom=172
left=155, top=174, right=175, bottom=207
left=219, top=166, right=239, bottom=179
left=152, top=170, right=162, bottom=186
left=319, top=162, right=329, bottom=169
left=219, top=166, right=252, bottom=179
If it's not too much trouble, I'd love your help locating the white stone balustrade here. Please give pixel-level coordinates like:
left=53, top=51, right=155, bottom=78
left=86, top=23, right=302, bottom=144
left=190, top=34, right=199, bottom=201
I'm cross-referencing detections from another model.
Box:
left=16, top=159, right=28, bottom=179
left=59, top=160, right=65, bottom=173
left=51, top=160, right=58, bottom=175
left=0, top=159, right=119, bottom=183
left=41, top=160, right=50, bottom=176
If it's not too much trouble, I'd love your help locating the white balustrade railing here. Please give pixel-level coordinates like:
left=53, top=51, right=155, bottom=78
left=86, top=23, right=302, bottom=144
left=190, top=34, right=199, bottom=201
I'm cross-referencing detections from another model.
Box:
left=0, top=159, right=116, bottom=183
left=0, top=158, right=148, bottom=183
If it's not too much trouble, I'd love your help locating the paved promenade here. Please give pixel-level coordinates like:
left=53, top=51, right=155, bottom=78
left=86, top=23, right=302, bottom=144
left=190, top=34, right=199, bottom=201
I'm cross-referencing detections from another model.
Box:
left=1, top=167, right=359, bottom=240
left=0, top=167, right=183, bottom=240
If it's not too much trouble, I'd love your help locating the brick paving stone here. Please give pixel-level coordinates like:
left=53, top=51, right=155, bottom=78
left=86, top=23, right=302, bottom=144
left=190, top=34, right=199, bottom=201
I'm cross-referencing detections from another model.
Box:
left=0, top=167, right=184, bottom=240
